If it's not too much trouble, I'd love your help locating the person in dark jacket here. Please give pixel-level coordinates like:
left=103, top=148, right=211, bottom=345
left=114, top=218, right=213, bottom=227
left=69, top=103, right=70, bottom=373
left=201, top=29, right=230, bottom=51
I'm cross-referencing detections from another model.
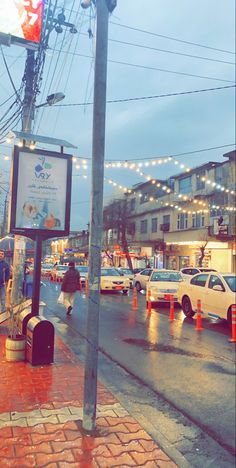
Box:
left=0, top=250, right=10, bottom=313
left=61, top=262, right=81, bottom=315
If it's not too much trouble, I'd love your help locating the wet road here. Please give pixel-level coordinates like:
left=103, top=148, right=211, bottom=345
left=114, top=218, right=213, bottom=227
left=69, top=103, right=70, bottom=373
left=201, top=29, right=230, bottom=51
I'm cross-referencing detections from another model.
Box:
left=41, top=280, right=236, bottom=457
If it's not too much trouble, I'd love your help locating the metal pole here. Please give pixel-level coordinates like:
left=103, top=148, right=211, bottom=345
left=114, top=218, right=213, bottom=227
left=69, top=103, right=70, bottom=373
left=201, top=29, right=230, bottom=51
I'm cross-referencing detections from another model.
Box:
left=11, top=50, right=35, bottom=305
left=82, top=0, right=110, bottom=432
left=31, top=234, right=42, bottom=316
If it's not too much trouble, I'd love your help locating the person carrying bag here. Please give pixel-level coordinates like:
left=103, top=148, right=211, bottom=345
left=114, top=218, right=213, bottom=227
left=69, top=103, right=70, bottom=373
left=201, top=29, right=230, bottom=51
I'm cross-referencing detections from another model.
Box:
left=59, top=262, right=81, bottom=315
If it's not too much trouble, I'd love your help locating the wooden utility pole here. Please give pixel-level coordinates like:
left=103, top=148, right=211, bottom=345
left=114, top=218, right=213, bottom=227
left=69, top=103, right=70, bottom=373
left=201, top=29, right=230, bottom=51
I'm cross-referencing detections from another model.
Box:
left=83, top=0, right=116, bottom=432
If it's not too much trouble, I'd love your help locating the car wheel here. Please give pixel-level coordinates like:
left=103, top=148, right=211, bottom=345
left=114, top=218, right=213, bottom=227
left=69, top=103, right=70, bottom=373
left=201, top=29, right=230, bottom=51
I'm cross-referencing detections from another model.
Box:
left=135, top=281, right=142, bottom=292
left=182, top=296, right=195, bottom=318
left=227, top=307, right=232, bottom=330
left=122, top=290, right=128, bottom=295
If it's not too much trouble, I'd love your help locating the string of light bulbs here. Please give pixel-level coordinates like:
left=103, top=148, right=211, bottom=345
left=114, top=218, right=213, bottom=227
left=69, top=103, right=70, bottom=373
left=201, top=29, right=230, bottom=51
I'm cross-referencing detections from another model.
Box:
left=104, top=175, right=236, bottom=214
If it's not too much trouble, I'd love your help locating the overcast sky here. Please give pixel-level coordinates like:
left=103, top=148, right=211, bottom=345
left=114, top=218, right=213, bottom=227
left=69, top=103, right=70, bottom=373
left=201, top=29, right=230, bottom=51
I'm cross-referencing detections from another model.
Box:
left=0, top=0, right=235, bottom=231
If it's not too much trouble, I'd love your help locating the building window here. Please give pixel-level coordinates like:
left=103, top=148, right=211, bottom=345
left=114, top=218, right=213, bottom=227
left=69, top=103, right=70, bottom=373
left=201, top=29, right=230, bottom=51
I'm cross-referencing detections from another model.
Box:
left=215, top=166, right=222, bottom=184
left=192, top=213, right=205, bottom=228
left=130, top=198, right=136, bottom=211
left=163, top=214, right=170, bottom=225
left=177, top=213, right=188, bottom=230
left=127, top=223, right=135, bottom=235
left=179, top=176, right=192, bottom=194
left=140, top=193, right=149, bottom=204
left=140, top=219, right=148, bottom=234
left=196, top=170, right=205, bottom=190
left=151, top=218, right=158, bottom=233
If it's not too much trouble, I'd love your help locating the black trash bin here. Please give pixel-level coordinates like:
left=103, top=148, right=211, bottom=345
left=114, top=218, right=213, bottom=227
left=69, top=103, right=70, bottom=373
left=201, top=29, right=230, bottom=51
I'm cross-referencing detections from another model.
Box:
left=18, top=309, right=34, bottom=336
left=26, top=316, right=54, bottom=365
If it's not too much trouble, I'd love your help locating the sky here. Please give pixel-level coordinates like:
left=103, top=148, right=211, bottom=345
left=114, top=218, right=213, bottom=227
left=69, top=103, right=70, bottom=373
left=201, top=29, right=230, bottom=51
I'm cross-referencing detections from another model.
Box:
left=0, top=0, right=235, bottom=231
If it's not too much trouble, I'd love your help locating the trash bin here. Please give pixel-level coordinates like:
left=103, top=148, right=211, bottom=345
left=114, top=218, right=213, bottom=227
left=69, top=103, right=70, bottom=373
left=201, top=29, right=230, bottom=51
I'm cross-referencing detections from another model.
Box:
left=18, top=309, right=34, bottom=336
left=26, top=316, right=54, bottom=365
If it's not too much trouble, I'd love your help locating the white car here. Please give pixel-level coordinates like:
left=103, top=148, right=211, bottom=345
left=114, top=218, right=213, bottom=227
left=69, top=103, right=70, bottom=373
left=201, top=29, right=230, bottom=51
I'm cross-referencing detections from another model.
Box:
left=133, top=268, right=153, bottom=291
left=50, top=265, right=68, bottom=281
left=180, top=267, right=217, bottom=280
left=178, top=272, right=236, bottom=327
left=100, top=268, right=129, bottom=293
left=146, top=270, right=183, bottom=304
left=41, top=263, right=54, bottom=276
left=116, top=268, right=134, bottom=288
left=76, top=265, right=88, bottom=287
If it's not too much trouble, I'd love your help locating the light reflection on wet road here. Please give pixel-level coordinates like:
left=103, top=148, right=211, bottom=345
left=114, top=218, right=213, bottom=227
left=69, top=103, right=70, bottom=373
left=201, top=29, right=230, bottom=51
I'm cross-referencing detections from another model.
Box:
left=42, top=281, right=235, bottom=454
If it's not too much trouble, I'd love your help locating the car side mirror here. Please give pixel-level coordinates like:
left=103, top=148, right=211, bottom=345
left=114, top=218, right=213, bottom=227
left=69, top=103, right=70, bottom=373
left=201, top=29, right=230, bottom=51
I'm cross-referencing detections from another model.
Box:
left=212, top=284, right=224, bottom=292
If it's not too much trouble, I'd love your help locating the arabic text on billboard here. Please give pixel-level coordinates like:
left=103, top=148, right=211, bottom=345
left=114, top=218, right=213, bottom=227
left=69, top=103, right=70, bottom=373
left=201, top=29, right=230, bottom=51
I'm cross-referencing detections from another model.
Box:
left=15, top=151, right=67, bottom=231
left=0, top=0, right=43, bottom=43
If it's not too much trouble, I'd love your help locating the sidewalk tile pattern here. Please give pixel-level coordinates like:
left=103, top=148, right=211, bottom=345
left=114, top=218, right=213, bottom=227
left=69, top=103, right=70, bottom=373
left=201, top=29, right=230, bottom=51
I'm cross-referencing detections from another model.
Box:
left=0, top=331, right=177, bottom=467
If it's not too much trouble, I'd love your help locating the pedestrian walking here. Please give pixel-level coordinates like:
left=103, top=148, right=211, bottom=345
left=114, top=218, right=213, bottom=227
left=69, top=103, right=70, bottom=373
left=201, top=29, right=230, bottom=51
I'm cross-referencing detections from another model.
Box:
left=60, top=262, right=81, bottom=315
left=0, top=249, right=10, bottom=313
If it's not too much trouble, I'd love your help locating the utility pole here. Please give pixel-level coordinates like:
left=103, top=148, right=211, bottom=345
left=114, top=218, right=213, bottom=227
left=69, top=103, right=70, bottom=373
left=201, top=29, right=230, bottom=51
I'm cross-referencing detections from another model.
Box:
left=11, top=49, right=36, bottom=305
left=83, top=0, right=117, bottom=432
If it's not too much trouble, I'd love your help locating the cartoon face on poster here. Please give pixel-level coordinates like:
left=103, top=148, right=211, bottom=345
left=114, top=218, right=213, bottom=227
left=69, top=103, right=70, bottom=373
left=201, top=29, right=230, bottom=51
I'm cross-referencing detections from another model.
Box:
left=14, top=150, right=70, bottom=232
left=0, top=0, right=44, bottom=44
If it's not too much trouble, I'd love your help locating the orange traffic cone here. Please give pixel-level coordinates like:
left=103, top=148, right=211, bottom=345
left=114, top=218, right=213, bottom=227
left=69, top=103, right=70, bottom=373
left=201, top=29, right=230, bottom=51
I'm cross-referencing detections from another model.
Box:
left=85, top=278, right=88, bottom=297
left=169, top=295, right=175, bottom=321
left=147, top=290, right=152, bottom=313
left=229, top=304, right=236, bottom=343
left=195, top=299, right=203, bottom=331
left=133, top=287, right=137, bottom=310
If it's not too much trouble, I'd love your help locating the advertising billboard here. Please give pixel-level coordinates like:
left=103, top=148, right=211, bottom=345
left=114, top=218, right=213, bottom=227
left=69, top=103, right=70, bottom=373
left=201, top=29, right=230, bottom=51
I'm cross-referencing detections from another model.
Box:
left=9, top=146, right=72, bottom=239
left=0, top=0, right=44, bottom=44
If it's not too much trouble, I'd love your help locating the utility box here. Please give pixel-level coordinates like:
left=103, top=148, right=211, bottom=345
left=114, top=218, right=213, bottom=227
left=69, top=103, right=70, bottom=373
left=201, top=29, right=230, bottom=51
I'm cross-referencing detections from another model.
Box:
left=18, top=309, right=34, bottom=336
left=26, top=316, right=54, bottom=366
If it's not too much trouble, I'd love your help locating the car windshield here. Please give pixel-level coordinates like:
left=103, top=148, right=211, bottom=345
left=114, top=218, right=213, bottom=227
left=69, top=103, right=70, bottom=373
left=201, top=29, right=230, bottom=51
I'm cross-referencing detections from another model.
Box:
left=151, top=272, right=182, bottom=282
left=119, top=269, right=132, bottom=275
left=42, top=264, right=53, bottom=269
left=57, top=266, right=68, bottom=271
left=102, top=269, right=120, bottom=276
left=223, top=276, right=236, bottom=292
left=76, top=266, right=88, bottom=273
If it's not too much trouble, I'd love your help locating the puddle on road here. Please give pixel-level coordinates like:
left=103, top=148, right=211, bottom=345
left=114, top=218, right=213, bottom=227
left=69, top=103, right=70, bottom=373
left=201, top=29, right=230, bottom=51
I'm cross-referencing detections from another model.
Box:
left=123, top=338, right=203, bottom=357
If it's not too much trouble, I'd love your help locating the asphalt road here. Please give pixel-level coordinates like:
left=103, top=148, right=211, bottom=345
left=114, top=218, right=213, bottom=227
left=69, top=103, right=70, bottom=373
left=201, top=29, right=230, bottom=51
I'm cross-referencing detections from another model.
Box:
left=41, top=280, right=235, bottom=465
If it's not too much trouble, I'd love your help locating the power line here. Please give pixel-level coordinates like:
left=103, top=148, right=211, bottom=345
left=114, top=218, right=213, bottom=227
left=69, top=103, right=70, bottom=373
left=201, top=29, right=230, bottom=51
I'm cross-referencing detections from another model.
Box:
left=55, top=84, right=236, bottom=107
left=110, top=21, right=235, bottom=55
left=51, top=49, right=235, bottom=83
left=0, top=47, right=22, bottom=104
left=108, top=37, right=235, bottom=65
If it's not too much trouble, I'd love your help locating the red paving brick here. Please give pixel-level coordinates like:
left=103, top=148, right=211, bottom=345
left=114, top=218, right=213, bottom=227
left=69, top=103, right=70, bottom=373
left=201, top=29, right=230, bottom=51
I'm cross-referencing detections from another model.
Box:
left=0, top=329, right=177, bottom=467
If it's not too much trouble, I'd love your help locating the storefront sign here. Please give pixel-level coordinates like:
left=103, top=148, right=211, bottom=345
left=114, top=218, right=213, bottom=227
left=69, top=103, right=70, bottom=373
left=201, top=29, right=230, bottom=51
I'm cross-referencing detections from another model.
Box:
left=9, top=146, right=72, bottom=239
left=0, top=0, right=44, bottom=44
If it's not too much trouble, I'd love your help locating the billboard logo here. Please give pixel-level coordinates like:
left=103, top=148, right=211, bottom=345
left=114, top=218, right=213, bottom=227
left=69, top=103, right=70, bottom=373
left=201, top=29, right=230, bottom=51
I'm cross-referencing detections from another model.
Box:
left=35, top=156, right=52, bottom=180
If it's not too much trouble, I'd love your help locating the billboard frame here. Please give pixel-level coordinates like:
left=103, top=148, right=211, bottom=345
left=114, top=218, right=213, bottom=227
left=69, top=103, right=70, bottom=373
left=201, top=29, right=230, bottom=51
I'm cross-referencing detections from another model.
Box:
left=9, top=146, right=72, bottom=240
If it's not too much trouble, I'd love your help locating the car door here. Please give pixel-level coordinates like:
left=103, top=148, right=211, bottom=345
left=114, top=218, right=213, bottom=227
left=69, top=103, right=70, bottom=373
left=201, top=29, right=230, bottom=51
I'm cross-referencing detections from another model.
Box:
left=189, top=274, right=209, bottom=311
left=139, top=269, right=152, bottom=290
left=205, top=274, right=227, bottom=319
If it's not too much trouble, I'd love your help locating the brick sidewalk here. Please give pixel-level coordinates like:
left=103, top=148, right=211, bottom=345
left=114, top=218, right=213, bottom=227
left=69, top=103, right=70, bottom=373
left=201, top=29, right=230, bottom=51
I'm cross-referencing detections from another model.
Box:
left=0, top=327, right=177, bottom=467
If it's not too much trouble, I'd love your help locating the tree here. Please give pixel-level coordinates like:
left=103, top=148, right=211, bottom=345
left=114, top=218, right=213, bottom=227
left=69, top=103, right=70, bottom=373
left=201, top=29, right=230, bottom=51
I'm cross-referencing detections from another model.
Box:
left=103, top=197, right=133, bottom=271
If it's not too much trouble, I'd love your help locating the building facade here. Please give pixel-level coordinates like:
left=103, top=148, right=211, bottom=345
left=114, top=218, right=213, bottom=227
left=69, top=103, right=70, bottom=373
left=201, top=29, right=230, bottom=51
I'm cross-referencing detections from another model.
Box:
left=103, top=151, right=236, bottom=272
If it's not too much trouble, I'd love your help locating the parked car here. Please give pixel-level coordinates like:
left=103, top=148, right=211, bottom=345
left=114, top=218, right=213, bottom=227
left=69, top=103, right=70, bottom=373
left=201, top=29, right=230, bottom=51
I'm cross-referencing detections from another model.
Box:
left=146, top=270, right=183, bottom=305
left=100, top=268, right=129, bottom=293
left=133, top=268, right=153, bottom=291
left=41, top=264, right=54, bottom=276
left=177, top=272, right=236, bottom=327
left=50, top=264, right=68, bottom=281
left=133, top=268, right=144, bottom=275
left=180, top=267, right=217, bottom=279
left=76, top=265, right=88, bottom=287
left=116, top=268, right=134, bottom=288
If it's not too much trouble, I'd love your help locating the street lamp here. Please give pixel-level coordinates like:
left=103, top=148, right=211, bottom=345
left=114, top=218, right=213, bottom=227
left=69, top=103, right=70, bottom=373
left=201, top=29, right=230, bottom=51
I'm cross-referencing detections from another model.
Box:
left=35, top=92, right=65, bottom=109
